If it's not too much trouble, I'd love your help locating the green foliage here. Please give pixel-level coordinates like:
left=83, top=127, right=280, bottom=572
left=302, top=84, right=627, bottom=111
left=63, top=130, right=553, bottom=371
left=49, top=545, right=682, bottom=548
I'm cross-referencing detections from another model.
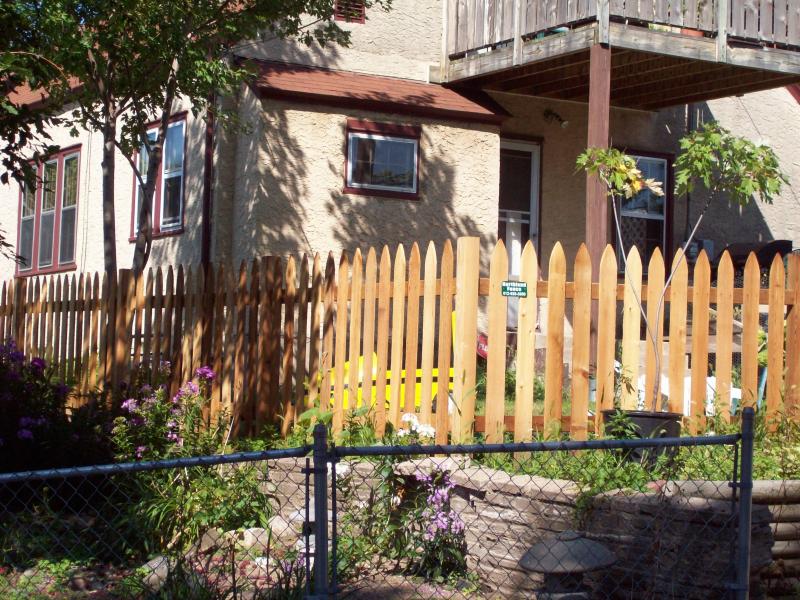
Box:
left=111, top=365, right=273, bottom=557
left=576, top=147, right=664, bottom=200
left=0, top=340, right=112, bottom=473
left=674, top=121, right=786, bottom=206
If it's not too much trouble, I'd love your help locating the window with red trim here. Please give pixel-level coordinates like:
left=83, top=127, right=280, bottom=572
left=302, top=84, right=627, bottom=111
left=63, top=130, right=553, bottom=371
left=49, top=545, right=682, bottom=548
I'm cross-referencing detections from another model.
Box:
left=344, top=119, right=420, bottom=199
left=334, top=0, right=366, bottom=23
left=131, top=118, right=186, bottom=239
left=17, top=148, right=80, bottom=275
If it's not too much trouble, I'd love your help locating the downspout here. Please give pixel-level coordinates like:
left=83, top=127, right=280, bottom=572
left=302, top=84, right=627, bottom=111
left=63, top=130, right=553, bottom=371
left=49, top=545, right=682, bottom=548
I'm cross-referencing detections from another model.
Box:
left=201, top=92, right=215, bottom=272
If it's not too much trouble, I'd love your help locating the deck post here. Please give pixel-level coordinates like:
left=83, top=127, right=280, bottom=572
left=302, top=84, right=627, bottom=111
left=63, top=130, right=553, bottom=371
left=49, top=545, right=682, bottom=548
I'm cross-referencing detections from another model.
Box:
left=585, top=42, right=611, bottom=360
left=585, top=43, right=611, bottom=275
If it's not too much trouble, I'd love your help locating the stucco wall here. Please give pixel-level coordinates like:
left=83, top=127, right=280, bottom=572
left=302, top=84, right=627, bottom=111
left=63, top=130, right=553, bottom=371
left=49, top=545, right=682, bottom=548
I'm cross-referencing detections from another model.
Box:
left=0, top=99, right=206, bottom=281
left=234, top=0, right=443, bottom=83
left=222, top=85, right=500, bottom=266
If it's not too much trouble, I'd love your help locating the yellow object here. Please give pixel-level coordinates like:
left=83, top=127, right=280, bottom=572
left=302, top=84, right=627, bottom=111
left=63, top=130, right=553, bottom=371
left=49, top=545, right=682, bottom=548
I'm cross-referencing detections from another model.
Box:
left=316, top=353, right=454, bottom=409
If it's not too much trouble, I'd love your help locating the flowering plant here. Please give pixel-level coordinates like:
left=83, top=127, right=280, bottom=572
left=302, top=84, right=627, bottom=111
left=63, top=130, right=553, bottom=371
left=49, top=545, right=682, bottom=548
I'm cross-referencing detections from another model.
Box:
left=112, top=365, right=221, bottom=461
left=396, top=413, right=436, bottom=442
left=0, top=340, right=111, bottom=472
left=410, top=469, right=467, bottom=581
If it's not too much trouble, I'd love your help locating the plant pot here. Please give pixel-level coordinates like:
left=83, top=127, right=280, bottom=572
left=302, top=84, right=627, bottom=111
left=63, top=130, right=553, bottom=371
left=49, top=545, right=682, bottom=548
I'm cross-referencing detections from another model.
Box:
left=680, top=27, right=705, bottom=37
left=602, top=409, right=683, bottom=467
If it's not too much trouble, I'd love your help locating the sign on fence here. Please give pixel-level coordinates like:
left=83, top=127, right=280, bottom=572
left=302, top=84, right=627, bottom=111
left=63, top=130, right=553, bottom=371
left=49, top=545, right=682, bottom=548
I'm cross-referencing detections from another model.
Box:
left=500, top=280, right=528, bottom=297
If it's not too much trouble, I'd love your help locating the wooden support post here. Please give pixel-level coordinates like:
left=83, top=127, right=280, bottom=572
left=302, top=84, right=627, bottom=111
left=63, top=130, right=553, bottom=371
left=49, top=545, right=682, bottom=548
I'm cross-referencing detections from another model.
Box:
left=586, top=42, right=612, bottom=360
left=585, top=43, right=612, bottom=270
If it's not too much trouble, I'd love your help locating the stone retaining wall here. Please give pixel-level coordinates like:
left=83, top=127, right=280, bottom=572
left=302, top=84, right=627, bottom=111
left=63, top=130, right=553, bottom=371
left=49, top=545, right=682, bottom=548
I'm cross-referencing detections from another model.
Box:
left=263, top=458, right=773, bottom=599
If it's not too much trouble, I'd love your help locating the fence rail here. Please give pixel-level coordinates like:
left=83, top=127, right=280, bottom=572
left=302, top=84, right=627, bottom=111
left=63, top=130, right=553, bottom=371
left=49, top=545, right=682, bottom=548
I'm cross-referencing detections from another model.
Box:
left=1, top=238, right=798, bottom=441
left=446, top=0, right=800, bottom=58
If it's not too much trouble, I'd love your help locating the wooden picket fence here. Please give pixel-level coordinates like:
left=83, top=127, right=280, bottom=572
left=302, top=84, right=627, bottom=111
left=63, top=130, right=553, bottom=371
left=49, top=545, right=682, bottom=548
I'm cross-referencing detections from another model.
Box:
left=1, top=237, right=798, bottom=441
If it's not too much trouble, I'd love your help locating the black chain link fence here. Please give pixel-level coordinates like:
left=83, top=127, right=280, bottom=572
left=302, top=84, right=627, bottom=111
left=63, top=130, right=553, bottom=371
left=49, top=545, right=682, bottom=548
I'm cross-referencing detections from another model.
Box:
left=327, top=413, right=758, bottom=600
left=0, top=410, right=759, bottom=600
left=0, top=447, right=312, bottom=599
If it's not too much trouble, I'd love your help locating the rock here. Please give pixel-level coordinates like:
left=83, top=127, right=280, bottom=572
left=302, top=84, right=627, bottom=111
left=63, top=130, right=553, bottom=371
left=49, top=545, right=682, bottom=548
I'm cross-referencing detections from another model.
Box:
left=394, top=456, right=471, bottom=478
left=141, top=556, right=173, bottom=593
left=268, top=515, right=303, bottom=547
left=239, top=527, right=271, bottom=551
left=185, top=527, right=229, bottom=557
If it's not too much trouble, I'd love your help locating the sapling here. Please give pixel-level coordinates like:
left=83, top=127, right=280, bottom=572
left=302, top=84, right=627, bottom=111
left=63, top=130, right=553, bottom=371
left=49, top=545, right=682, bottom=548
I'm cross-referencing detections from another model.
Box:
left=578, top=122, right=785, bottom=412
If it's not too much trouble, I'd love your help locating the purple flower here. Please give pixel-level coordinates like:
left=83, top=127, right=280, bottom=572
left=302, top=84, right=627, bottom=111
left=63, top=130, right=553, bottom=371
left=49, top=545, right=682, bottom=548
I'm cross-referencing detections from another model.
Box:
left=30, top=357, right=46, bottom=372
left=17, top=429, right=33, bottom=441
left=55, top=383, right=70, bottom=399
left=135, top=446, right=147, bottom=459
left=195, top=366, right=216, bottom=382
left=9, top=351, right=24, bottom=363
left=121, top=398, right=138, bottom=412
left=140, top=384, right=153, bottom=396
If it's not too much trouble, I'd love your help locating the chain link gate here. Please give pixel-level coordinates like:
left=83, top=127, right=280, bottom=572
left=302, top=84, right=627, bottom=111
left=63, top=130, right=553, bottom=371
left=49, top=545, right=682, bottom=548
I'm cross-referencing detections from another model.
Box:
left=308, top=408, right=756, bottom=600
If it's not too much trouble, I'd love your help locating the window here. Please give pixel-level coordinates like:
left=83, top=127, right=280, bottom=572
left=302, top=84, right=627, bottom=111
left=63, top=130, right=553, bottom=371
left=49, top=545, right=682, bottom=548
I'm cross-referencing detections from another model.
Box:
left=334, top=0, right=365, bottom=23
left=17, top=148, right=81, bottom=275
left=344, top=119, right=420, bottom=199
left=132, top=118, right=185, bottom=238
left=617, top=153, right=672, bottom=268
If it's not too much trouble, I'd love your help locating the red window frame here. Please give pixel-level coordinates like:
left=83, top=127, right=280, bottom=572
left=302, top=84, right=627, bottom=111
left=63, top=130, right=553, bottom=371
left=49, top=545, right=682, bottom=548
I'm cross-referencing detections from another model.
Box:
left=129, top=114, right=187, bottom=242
left=343, top=118, right=422, bottom=201
left=16, top=146, right=81, bottom=276
left=334, top=0, right=366, bottom=23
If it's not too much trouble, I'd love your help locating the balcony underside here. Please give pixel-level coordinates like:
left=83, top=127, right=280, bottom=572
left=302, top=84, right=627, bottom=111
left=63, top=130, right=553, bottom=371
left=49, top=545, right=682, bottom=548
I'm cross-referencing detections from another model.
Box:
left=447, top=22, right=800, bottom=110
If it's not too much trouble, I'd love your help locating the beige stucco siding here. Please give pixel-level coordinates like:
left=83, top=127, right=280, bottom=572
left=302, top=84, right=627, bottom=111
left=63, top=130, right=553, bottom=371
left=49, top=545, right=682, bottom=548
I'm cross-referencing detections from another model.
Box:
left=0, top=98, right=206, bottom=281
left=220, top=86, right=500, bottom=266
left=235, top=0, right=443, bottom=83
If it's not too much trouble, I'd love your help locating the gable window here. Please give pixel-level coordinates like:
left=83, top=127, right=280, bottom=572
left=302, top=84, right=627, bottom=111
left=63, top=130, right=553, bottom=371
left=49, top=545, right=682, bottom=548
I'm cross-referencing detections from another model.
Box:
left=17, top=148, right=81, bottom=275
left=334, top=0, right=366, bottom=23
left=344, top=119, right=420, bottom=199
left=616, top=152, right=673, bottom=269
left=132, top=117, right=186, bottom=239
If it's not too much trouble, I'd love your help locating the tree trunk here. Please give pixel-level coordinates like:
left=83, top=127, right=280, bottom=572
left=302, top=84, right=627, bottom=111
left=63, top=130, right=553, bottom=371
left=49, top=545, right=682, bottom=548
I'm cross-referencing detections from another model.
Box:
left=101, top=117, right=118, bottom=274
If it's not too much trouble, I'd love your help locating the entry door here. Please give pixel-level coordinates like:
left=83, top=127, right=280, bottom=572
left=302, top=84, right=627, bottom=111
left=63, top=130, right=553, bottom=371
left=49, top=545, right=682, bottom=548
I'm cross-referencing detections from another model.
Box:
left=499, top=140, right=540, bottom=328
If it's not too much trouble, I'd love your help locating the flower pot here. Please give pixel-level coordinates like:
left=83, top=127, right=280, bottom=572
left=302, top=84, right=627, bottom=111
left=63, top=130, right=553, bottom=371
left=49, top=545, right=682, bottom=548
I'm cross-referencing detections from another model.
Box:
left=602, top=409, right=683, bottom=467
left=680, top=27, right=705, bottom=37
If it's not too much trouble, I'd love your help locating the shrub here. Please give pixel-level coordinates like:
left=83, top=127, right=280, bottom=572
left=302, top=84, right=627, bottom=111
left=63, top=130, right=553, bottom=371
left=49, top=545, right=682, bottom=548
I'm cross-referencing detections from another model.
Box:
left=0, top=340, right=111, bottom=473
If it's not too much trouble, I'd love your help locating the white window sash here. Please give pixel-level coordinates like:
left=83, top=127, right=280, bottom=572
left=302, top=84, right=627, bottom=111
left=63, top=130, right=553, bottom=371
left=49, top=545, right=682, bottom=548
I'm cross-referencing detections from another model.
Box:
left=159, top=121, right=184, bottom=230
left=346, top=132, right=418, bottom=194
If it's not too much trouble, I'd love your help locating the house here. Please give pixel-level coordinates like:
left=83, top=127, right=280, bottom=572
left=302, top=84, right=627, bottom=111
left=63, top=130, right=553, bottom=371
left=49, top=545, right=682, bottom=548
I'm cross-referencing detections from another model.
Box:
left=1, top=0, right=799, bottom=284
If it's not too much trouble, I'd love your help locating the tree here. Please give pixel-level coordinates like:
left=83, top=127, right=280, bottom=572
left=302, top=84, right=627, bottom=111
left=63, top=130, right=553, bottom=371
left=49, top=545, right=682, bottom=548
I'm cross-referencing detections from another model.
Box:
left=1, top=3, right=73, bottom=262
left=41, top=0, right=390, bottom=274
left=578, top=122, right=785, bottom=412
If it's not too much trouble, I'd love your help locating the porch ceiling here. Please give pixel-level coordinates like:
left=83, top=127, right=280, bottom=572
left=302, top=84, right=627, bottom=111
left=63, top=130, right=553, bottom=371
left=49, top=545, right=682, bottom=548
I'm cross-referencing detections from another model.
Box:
left=454, top=47, right=800, bottom=111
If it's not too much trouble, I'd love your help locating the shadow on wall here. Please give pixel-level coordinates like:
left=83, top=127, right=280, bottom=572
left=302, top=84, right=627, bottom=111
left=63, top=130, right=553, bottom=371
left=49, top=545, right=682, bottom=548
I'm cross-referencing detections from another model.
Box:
left=323, top=125, right=485, bottom=260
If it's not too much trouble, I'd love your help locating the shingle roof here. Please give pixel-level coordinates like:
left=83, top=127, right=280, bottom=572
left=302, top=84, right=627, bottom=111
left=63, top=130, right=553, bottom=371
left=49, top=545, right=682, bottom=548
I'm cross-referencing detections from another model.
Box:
left=248, top=59, right=506, bottom=124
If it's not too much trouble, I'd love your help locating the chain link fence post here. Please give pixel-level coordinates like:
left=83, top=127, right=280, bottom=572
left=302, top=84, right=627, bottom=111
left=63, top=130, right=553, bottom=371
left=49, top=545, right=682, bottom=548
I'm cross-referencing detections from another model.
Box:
left=310, top=423, right=330, bottom=599
left=735, top=406, right=755, bottom=600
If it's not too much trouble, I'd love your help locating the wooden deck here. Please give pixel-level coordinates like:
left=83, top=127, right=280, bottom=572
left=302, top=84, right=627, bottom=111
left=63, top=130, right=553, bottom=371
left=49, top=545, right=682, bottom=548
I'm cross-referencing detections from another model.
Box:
left=445, top=0, right=800, bottom=109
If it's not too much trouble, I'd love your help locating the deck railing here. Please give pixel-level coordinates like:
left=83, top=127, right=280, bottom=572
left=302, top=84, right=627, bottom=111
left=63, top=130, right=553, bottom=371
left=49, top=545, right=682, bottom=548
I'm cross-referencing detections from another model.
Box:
left=447, top=0, right=800, bottom=60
